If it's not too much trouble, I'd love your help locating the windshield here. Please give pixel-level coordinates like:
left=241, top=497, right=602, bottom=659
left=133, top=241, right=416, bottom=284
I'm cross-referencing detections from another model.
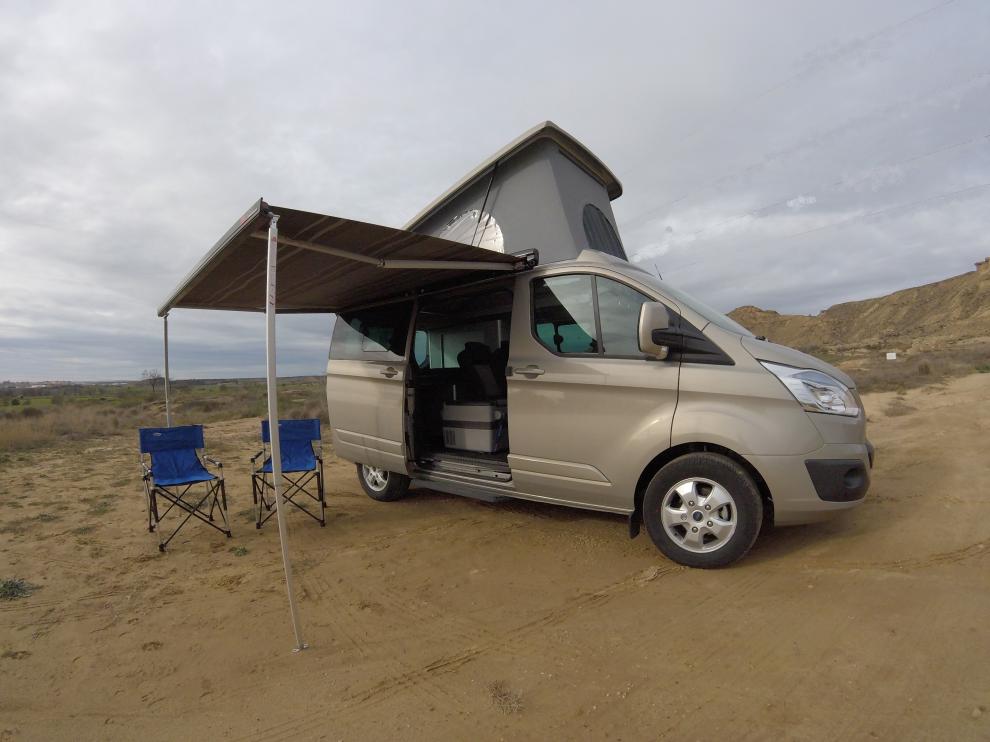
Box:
left=633, top=271, right=754, bottom=337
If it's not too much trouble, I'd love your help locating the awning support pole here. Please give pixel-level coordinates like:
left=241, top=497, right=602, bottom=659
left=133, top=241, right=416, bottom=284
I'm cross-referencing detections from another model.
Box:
left=265, top=213, right=307, bottom=653
left=163, top=314, right=172, bottom=427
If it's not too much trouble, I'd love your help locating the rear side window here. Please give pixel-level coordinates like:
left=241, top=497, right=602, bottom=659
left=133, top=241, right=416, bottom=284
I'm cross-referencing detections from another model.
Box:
left=532, top=275, right=598, bottom=354
left=329, top=302, right=412, bottom=361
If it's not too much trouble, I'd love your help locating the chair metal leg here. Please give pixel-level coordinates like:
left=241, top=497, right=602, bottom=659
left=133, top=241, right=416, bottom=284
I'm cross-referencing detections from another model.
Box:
left=218, top=479, right=231, bottom=537
left=144, top=480, right=156, bottom=533
left=255, top=474, right=265, bottom=529
left=154, top=489, right=166, bottom=552
left=317, top=469, right=326, bottom=527
left=253, top=465, right=326, bottom=529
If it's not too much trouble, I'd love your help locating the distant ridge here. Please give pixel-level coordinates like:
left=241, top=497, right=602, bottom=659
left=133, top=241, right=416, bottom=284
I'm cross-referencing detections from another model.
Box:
left=729, top=258, right=990, bottom=354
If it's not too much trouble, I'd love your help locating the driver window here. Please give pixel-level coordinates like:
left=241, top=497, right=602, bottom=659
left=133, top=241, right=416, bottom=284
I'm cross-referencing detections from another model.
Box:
left=596, top=277, right=652, bottom=357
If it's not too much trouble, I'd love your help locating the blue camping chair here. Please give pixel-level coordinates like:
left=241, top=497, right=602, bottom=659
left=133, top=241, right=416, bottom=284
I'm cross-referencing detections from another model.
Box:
left=139, top=425, right=231, bottom=551
left=250, top=419, right=326, bottom=528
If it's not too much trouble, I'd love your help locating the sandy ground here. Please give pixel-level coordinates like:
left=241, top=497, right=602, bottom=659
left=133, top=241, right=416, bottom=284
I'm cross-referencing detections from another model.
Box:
left=1, top=374, right=989, bottom=741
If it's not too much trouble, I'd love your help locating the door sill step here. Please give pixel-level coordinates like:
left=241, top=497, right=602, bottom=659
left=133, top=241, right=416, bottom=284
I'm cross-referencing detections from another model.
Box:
left=417, top=456, right=511, bottom=482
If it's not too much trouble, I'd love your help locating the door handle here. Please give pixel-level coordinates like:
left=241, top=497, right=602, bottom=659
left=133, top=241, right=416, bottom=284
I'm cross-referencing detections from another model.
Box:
left=519, top=365, right=545, bottom=377
left=379, top=366, right=398, bottom=378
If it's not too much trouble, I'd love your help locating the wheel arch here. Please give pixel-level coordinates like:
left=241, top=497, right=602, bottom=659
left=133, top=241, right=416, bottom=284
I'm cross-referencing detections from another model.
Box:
left=631, top=442, right=774, bottom=535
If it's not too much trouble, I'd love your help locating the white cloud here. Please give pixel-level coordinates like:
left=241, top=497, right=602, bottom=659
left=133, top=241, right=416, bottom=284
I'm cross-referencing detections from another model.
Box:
left=786, top=194, right=817, bottom=210
left=1, top=0, right=988, bottom=379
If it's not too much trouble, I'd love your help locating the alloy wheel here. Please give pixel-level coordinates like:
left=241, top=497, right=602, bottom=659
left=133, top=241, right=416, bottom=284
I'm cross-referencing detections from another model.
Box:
left=660, top=477, right=738, bottom=553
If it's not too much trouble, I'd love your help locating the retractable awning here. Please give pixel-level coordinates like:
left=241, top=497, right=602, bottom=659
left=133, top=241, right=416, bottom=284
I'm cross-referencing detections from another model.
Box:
left=155, top=198, right=536, bottom=653
left=158, top=198, right=536, bottom=316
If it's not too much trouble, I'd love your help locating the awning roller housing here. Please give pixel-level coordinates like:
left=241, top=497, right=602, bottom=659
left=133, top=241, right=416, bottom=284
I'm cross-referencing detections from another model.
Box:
left=158, top=199, right=536, bottom=317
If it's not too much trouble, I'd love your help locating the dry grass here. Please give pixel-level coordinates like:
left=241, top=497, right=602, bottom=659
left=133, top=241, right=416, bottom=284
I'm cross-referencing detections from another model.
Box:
left=0, top=377, right=328, bottom=457
left=839, top=342, right=990, bottom=393
left=487, top=680, right=524, bottom=714
left=0, top=405, right=149, bottom=452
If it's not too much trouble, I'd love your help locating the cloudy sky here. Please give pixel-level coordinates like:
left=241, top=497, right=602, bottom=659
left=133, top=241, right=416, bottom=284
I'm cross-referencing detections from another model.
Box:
left=1, top=0, right=988, bottom=381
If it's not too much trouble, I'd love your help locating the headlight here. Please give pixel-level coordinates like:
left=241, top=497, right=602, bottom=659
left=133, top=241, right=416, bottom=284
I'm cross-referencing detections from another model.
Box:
left=761, top=362, right=860, bottom=417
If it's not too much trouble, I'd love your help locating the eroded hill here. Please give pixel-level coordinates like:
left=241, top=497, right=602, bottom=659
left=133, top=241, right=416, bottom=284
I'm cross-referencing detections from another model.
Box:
left=729, top=258, right=990, bottom=356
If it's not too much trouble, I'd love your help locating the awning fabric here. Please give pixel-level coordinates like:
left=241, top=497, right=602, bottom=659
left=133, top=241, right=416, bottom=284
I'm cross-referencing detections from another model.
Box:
left=158, top=199, right=536, bottom=316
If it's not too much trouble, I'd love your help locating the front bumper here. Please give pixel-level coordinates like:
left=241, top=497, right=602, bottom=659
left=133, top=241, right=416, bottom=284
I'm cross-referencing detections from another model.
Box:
left=745, top=439, right=873, bottom=526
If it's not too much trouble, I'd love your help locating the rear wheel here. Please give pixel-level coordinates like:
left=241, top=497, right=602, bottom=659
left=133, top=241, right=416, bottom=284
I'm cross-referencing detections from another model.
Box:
left=643, top=453, right=763, bottom=568
left=356, top=463, right=411, bottom=502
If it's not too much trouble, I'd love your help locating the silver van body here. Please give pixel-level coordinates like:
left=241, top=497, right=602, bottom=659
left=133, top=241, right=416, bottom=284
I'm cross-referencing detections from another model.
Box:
left=327, top=249, right=872, bottom=567
left=324, top=121, right=870, bottom=567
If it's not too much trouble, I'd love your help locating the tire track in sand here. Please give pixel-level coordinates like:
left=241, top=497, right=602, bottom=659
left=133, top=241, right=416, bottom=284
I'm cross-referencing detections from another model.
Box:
left=232, top=563, right=685, bottom=742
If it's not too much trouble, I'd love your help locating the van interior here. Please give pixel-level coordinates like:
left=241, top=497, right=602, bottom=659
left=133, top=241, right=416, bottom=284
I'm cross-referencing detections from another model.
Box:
left=408, top=281, right=515, bottom=482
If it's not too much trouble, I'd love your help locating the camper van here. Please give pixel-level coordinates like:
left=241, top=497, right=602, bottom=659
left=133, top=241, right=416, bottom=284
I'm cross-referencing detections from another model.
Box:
left=326, top=122, right=873, bottom=568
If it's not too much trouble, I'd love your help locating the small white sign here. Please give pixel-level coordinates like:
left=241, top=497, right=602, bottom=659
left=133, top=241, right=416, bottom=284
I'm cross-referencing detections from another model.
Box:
left=886, top=352, right=897, bottom=361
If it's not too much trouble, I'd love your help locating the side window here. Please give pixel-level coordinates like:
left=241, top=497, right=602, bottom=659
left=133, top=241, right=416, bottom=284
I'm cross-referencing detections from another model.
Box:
left=413, top=330, right=429, bottom=368
left=532, top=275, right=599, bottom=354
left=329, top=302, right=412, bottom=361
left=596, top=277, right=652, bottom=357
left=583, top=204, right=628, bottom=261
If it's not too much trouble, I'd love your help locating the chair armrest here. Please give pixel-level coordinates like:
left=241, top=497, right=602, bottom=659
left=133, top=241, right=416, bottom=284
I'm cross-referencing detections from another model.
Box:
left=203, top=455, right=223, bottom=468
left=249, top=449, right=265, bottom=463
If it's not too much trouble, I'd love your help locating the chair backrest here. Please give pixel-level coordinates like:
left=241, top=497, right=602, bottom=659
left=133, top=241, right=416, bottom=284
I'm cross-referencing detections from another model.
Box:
left=261, top=419, right=321, bottom=443
left=139, top=425, right=205, bottom=453
left=139, top=426, right=208, bottom=485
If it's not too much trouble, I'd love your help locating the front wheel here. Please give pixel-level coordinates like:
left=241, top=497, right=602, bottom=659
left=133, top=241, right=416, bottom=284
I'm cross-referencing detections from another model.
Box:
left=643, top=453, right=763, bottom=568
left=356, top=463, right=411, bottom=502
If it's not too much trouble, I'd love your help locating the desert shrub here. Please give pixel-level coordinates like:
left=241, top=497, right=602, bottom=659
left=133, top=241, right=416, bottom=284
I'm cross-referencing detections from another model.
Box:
left=884, top=398, right=917, bottom=417
left=487, top=680, right=524, bottom=714
left=0, top=578, right=37, bottom=600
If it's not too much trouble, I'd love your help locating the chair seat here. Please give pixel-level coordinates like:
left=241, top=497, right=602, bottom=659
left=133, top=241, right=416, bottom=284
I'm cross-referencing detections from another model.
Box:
left=259, top=456, right=316, bottom=474
left=153, top=469, right=216, bottom=487
left=257, top=437, right=317, bottom=474
left=150, top=447, right=217, bottom=487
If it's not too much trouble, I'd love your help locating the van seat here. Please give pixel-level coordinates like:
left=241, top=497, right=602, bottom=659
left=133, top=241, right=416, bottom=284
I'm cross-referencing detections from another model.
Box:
left=457, top=342, right=501, bottom=400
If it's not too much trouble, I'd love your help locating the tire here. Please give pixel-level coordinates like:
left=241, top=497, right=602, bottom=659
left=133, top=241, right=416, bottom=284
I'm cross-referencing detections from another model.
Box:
left=356, top=463, right=411, bottom=502
left=642, top=452, right=763, bottom=568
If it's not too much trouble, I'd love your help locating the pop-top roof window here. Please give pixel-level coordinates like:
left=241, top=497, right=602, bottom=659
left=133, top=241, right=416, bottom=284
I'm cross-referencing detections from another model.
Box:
left=582, top=204, right=627, bottom=260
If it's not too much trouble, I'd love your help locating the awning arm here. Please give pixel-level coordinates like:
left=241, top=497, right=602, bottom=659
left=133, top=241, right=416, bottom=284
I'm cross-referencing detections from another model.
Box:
left=249, top=232, right=524, bottom=272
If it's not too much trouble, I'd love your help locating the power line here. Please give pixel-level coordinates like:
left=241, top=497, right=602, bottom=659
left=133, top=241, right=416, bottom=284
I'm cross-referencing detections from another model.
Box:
left=621, top=68, right=990, bottom=230
left=765, top=180, right=990, bottom=244
left=619, top=0, right=959, bottom=184
left=667, top=131, right=990, bottom=245
left=634, top=180, right=990, bottom=271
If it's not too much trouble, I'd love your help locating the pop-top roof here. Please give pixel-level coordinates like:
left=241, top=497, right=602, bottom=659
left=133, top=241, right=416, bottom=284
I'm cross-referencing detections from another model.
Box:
left=404, top=121, right=622, bottom=232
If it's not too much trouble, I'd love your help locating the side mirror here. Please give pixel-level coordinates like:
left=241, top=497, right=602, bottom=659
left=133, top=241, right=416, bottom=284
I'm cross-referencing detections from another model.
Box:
left=638, top=302, right=672, bottom=360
